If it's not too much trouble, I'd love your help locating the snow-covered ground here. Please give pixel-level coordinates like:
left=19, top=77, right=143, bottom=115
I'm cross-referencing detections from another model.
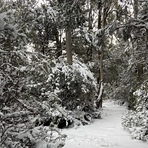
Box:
left=62, top=100, right=148, bottom=148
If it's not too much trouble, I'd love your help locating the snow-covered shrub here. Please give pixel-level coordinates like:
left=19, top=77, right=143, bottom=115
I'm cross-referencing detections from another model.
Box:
left=0, top=116, right=66, bottom=148
left=122, top=81, right=148, bottom=141
left=53, top=55, right=97, bottom=110
left=0, top=50, right=67, bottom=147
left=23, top=51, right=97, bottom=110
left=0, top=3, right=98, bottom=147
left=0, top=3, right=66, bottom=147
left=0, top=46, right=98, bottom=147
left=0, top=1, right=28, bottom=106
left=0, top=51, right=67, bottom=147
left=25, top=51, right=98, bottom=122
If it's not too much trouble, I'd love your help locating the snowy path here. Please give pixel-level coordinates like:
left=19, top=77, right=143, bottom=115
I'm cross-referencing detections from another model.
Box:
left=63, top=100, right=148, bottom=148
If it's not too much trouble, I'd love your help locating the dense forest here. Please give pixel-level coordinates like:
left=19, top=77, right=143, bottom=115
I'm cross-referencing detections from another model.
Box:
left=0, top=0, right=148, bottom=147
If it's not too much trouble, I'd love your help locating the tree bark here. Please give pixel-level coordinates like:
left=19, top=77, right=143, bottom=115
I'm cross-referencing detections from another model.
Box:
left=55, top=32, right=62, bottom=57
left=133, top=0, right=143, bottom=81
left=96, top=3, right=103, bottom=108
left=133, top=0, right=138, bottom=19
left=98, top=7, right=102, bottom=29
left=96, top=2, right=107, bottom=109
left=99, top=48, right=103, bottom=82
left=87, top=0, right=93, bottom=61
left=66, top=28, right=72, bottom=65
left=88, top=1, right=93, bottom=30
left=137, top=63, right=143, bottom=81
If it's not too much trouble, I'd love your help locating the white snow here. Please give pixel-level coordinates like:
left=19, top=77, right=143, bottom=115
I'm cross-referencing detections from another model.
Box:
left=62, top=100, right=148, bottom=148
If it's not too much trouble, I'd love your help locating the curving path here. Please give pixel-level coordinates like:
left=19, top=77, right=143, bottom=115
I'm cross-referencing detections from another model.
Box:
left=63, top=100, right=148, bottom=148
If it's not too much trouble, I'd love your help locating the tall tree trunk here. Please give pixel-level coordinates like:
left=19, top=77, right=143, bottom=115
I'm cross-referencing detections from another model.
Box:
left=66, top=28, right=72, bottom=65
left=99, top=48, right=103, bottom=83
left=98, top=7, right=102, bottom=29
left=102, top=7, right=106, bottom=28
left=137, top=64, right=143, bottom=81
left=87, top=0, right=93, bottom=61
left=96, top=6, right=104, bottom=108
left=133, top=0, right=143, bottom=81
left=96, top=46, right=104, bottom=109
left=133, top=0, right=138, bottom=19
left=88, top=1, right=93, bottom=30
left=96, top=2, right=106, bottom=109
left=55, top=32, right=62, bottom=57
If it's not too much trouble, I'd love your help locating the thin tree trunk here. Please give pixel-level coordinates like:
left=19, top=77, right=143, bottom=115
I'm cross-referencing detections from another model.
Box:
left=99, top=48, right=103, bottom=82
left=88, top=1, right=93, bottom=30
left=55, top=32, right=62, bottom=57
left=94, top=3, right=104, bottom=109
left=96, top=2, right=106, bottom=109
left=133, top=0, right=138, bottom=19
left=137, top=63, right=143, bottom=81
left=98, top=7, right=102, bottom=29
left=102, top=7, right=106, bottom=28
left=96, top=46, right=104, bottom=109
left=66, top=28, right=72, bottom=65
left=133, top=0, right=143, bottom=81
left=87, top=1, right=93, bottom=61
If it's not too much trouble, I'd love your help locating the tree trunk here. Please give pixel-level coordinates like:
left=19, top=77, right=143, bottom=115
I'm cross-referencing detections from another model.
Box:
left=87, top=1, right=93, bottom=61
left=133, top=0, right=138, bottom=19
left=102, top=7, right=106, bottom=28
left=55, top=32, right=62, bottom=57
left=96, top=2, right=107, bottom=109
left=98, top=7, right=102, bottom=29
left=99, top=48, right=103, bottom=82
left=96, top=3, right=103, bottom=108
left=96, top=46, right=104, bottom=109
left=133, top=0, right=143, bottom=81
left=137, top=63, right=143, bottom=81
left=66, top=28, right=72, bottom=65
left=88, top=1, right=93, bottom=30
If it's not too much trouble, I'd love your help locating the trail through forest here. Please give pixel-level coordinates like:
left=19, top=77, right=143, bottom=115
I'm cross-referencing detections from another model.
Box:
left=63, top=100, right=148, bottom=148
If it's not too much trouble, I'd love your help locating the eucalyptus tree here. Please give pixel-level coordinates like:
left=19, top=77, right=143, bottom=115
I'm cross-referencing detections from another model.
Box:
left=87, top=0, right=118, bottom=108
left=55, top=0, right=86, bottom=65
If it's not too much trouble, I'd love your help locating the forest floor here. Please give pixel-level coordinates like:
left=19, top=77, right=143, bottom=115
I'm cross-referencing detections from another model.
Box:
left=62, top=100, right=148, bottom=148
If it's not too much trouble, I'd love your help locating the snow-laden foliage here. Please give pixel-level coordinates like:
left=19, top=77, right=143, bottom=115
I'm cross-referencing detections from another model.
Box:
left=0, top=51, right=67, bottom=148
left=0, top=2, right=98, bottom=144
left=122, top=81, right=148, bottom=141
left=56, top=0, right=86, bottom=29
left=28, top=2, right=58, bottom=54
left=0, top=4, right=27, bottom=51
left=26, top=49, right=98, bottom=112
left=0, top=3, right=66, bottom=147
left=0, top=40, right=98, bottom=147
left=0, top=50, right=67, bottom=147
left=51, top=55, right=97, bottom=109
